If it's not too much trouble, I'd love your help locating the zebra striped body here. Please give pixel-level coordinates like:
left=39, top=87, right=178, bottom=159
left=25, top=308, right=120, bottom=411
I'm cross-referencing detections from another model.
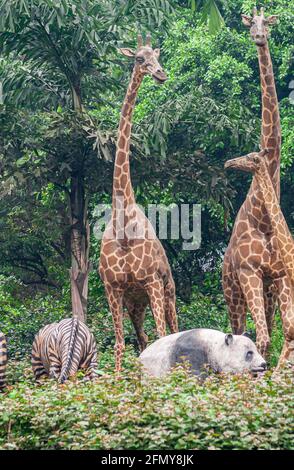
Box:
left=32, top=318, right=98, bottom=384
left=0, top=332, right=7, bottom=390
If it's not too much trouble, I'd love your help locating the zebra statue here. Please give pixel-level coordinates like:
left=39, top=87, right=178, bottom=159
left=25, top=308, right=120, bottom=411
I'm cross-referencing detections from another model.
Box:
left=32, top=318, right=98, bottom=383
left=0, top=331, right=7, bottom=390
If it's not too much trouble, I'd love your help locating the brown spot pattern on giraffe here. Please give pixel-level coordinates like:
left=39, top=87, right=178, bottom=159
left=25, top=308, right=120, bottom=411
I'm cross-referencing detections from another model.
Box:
left=99, top=39, right=178, bottom=372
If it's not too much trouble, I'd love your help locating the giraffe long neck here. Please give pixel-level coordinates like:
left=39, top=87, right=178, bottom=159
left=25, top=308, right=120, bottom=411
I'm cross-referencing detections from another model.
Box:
left=112, top=67, right=143, bottom=208
left=255, top=166, right=294, bottom=284
left=257, top=43, right=281, bottom=200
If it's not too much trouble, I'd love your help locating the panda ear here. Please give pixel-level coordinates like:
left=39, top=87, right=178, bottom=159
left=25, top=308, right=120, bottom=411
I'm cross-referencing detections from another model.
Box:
left=225, top=333, right=234, bottom=346
left=242, top=331, right=252, bottom=339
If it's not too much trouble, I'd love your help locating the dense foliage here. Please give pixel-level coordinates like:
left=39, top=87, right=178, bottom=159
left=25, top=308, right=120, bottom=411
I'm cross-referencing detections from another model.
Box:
left=1, top=361, right=293, bottom=450
left=1, top=0, right=293, bottom=297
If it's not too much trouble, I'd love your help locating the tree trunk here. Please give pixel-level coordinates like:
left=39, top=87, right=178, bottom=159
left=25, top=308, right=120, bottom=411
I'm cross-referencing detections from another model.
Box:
left=68, top=82, right=90, bottom=323
left=69, top=172, right=90, bottom=323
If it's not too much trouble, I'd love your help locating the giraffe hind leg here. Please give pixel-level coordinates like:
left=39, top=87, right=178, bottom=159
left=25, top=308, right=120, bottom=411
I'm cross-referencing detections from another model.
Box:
left=275, top=277, right=294, bottom=367
left=125, top=299, right=148, bottom=352
left=146, top=279, right=166, bottom=338
left=164, top=282, right=178, bottom=334
left=263, top=280, right=277, bottom=338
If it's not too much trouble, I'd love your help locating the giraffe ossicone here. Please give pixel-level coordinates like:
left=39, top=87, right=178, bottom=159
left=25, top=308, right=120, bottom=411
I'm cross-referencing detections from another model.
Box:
left=99, top=33, right=178, bottom=373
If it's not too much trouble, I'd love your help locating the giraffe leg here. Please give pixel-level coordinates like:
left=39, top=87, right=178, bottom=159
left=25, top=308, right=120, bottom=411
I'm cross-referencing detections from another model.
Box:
left=105, top=286, right=125, bottom=373
left=238, top=270, right=270, bottom=358
left=275, top=277, right=294, bottom=367
left=125, top=299, right=149, bottom=352
left=164, top=281, right=178, bottom=334
left=263, top=281, right=277, bottom=338
left=146, top=279, right=166, bottom=337
left=223, top=272, right=247, bottom=334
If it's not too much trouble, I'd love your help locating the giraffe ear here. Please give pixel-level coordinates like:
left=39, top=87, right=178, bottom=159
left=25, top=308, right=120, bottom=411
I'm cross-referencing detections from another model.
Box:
left=266, top=15, right=278, bottom=26
left=118, top=48, right=136, bottom=58
left=241, top=14, right=253, bottom=27
left=225, top=333, right=234, bottom=346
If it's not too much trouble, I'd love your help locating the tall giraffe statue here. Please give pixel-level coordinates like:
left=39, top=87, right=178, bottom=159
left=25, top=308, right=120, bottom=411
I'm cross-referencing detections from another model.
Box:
left=225, top=150, right=294, bottom=365
left=99, top=34, right=178, bottom=372
left=222, top=7, right=281, bottom=357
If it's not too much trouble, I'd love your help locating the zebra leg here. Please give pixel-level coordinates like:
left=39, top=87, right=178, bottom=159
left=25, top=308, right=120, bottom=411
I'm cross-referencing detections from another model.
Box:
left=0, top=333, right=7, bottom=390
left=32, top=338, right=47, bottom=381
left=48, top=347, right=61, bottom=380
left=84, top=341, right=98, bottom=381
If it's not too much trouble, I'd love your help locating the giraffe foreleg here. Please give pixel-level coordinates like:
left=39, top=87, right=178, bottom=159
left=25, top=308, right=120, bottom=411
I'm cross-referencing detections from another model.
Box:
left=105, top=286, right=125, bottom=373
left=223, top=272, right=247, bottom=334
left=238, top=270, right=270, bottom=358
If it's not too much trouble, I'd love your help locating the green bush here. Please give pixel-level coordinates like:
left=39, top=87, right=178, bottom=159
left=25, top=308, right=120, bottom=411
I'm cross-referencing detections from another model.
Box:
left=0, top=361, right=293, bottom=450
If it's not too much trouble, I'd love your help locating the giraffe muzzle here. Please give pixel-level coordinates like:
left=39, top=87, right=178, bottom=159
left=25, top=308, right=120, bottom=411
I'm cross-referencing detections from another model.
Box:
left=152, top=71, right=168, bottom=84
left=224, top=159, right=237, bottom=169
left=254, top=37, right=267, bottom=47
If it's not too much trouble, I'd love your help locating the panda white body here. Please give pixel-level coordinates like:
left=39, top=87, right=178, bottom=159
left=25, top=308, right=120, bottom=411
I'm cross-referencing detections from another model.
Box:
left=139, top=329, right=266, bottom=378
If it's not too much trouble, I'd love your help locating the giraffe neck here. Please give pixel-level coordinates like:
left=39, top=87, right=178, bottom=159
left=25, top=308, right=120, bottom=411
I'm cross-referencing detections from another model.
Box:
left=255, top=165, right=294, bottom=284
left=112, top=67, right=143, bottom=208
left=257, top=42, right=281, bottom=200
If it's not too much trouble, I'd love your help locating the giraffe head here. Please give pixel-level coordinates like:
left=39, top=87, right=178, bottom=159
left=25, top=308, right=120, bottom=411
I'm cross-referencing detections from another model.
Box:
left=242, top=7, right=278, bottom=47
left=224, top=148, right=269, bottom=173
left=119, top=33, right=167, bottom=84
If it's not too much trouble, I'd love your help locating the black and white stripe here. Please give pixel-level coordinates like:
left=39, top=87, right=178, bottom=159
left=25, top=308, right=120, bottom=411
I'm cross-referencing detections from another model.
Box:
left=0, top=332, right=7, bottom=390
left=32, top=318, right=98, bottom=384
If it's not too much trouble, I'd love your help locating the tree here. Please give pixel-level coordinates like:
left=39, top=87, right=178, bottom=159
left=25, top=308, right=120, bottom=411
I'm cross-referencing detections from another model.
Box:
left=188, top=0, right=224, bottom=33
left=0, top=0, right=175, bottom=321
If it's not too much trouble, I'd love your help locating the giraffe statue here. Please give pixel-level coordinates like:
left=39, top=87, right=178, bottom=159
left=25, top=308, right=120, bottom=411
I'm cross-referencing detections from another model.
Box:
left=222, top=7, right=281, bottom=357
left=225, top=150, right=294, bottom=365
left=99, top=34, right=178, bottom=372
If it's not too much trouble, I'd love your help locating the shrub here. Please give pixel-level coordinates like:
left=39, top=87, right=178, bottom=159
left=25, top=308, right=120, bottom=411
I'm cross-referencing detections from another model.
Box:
left=0, top=361, right=293, bottom=450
